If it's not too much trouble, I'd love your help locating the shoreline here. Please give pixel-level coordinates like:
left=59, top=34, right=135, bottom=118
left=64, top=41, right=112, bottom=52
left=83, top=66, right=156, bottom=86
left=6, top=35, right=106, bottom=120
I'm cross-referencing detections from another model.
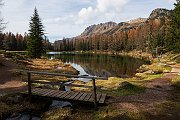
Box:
left=0, top=51, right=180, bottom=120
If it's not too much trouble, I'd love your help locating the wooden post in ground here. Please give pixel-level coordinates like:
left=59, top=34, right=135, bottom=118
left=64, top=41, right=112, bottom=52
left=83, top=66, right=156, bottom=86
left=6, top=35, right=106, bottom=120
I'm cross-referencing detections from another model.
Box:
left=28, top=72, right=32, bottom=101
left=92, top=78, right=97, bottom=110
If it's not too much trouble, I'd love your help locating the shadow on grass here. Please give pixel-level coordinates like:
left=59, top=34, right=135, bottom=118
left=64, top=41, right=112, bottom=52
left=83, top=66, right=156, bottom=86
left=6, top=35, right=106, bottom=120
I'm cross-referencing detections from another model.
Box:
left=98, top=82, right=145, bottom=96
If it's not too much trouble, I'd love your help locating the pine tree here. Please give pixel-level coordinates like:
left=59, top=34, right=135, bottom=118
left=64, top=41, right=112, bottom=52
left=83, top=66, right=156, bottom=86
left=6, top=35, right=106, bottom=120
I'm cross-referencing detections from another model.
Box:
left=166, top=0, right=180, bottom=53
left=27, top=7, right=45, bottom=58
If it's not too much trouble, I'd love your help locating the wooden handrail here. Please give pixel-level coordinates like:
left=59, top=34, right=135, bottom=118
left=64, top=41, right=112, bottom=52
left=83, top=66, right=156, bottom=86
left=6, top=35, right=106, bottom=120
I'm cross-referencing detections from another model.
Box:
left=27, top=70, right=107, bottom=80
left=31, top=80, right=93, bottom=88
left=24, top=70, right=108, bottom=109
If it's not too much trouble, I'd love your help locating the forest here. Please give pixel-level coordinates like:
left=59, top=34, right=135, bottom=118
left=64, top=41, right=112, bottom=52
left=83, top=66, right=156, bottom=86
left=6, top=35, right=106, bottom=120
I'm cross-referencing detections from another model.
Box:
left=54, top=7, right=179, bottom=53
left=0, top=32, right=53, bottom=51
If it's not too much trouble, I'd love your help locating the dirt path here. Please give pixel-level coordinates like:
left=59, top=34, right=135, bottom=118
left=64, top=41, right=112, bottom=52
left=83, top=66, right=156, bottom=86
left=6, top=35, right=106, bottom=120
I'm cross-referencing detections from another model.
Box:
left=108, top=65, right=180, bottom=116
left=0, top=54, right=26, bottom=95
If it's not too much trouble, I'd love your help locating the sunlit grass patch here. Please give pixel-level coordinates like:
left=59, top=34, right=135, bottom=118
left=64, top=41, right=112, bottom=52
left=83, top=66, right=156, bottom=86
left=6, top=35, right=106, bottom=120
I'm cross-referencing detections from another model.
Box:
left=171, top=75, right=180, bottom=89
left=136, top=73, right=163, bottom=81
left=86, top=77, right=145, bottom=96
left=95, top=104, right=147, bottom=120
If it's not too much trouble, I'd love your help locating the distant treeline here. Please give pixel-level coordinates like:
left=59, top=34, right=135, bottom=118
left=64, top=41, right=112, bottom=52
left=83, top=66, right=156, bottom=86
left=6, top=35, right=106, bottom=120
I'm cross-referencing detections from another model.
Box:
left=54, top=4, right=180, bottom=53
left=0, top=32, right=27, bottom=51
left=53, top=25, right=167, bottom=53
left=0, top=32, right=53, bottom=51
left=54, top=17, right=169, bottom=52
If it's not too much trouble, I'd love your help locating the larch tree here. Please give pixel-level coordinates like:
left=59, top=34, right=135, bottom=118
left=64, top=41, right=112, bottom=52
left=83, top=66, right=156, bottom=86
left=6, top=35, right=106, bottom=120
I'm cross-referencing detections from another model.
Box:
left=27, top=7, right=45, bottom=58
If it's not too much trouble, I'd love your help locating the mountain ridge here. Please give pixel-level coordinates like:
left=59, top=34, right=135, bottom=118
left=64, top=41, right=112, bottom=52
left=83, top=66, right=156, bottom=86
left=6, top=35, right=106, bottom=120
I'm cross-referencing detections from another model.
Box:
left=54, top=8, right=171, bottom=52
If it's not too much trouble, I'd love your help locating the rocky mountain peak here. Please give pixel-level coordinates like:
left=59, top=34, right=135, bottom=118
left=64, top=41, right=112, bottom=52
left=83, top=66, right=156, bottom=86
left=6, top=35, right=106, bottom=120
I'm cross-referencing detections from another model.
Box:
left=80, top=21, right=117, bottom=37
left=149, top=8, right=171, bottom=19
left=126, top=18, right=147, bottom=24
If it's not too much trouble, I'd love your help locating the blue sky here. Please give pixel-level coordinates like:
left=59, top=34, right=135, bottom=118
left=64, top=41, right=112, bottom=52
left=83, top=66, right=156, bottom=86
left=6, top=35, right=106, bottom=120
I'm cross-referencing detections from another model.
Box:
left=1, top=0, right=176, bottom=42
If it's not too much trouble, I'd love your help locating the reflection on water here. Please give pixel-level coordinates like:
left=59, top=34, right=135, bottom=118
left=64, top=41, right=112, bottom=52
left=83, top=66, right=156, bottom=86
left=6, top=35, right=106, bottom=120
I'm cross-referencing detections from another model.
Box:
left=48, top=52, right=149, bottom=77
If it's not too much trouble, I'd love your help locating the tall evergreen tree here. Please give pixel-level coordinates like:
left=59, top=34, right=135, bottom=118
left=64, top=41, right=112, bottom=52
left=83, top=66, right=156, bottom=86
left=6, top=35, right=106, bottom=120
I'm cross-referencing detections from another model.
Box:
left=166, top=0, right=180, bottom=53
left=27, top=7, right=45, bottom=58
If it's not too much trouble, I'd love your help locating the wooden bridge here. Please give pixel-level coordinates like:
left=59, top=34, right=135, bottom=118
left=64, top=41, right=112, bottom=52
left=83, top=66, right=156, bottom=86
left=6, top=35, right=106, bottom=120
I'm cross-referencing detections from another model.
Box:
left=24, top=71, right=108, bottom=109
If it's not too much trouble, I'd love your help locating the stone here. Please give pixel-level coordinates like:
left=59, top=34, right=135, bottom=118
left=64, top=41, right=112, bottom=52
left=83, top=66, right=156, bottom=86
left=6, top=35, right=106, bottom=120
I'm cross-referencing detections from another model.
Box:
left=7, top=95, right=23, bottom=104
left=143, top=70, right=154, bottom=74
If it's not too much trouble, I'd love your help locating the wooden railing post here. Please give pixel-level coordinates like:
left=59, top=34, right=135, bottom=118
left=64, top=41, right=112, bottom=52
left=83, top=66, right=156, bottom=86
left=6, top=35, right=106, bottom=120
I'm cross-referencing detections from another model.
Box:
left=92, top=78, right=97, bottom=109
left=28, top=72, right=32, bottom=101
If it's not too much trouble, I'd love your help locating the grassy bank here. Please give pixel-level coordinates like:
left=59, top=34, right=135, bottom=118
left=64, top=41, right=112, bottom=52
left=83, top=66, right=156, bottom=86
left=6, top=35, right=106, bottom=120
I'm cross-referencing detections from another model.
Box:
left=1, top=51, right=180, bottom=120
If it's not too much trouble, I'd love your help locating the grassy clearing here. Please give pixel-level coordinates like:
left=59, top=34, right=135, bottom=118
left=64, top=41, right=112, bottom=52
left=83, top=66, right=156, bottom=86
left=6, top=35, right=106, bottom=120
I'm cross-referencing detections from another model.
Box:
left=71, top=71, right=163, bottom=96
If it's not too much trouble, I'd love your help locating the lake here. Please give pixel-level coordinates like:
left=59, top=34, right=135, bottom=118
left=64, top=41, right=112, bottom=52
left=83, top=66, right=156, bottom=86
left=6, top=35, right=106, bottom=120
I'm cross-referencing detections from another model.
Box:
left=47, top=52, right=149, bottom=78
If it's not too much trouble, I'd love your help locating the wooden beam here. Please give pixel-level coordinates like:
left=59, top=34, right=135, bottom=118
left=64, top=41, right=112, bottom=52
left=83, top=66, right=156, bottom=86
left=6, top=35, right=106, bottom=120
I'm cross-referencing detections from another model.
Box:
left=24, top=70, right=107, bottom=80
left=92, top=78, right=97, bottom=110
left=31, top=80, right=92, bottom=88
left=27, top=72, right=31, bottom=101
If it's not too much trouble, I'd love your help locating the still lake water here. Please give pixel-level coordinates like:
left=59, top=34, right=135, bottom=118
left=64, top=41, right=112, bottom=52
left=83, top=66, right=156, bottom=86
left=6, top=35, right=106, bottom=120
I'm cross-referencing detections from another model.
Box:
left=47, top=52, right=149, bottom=78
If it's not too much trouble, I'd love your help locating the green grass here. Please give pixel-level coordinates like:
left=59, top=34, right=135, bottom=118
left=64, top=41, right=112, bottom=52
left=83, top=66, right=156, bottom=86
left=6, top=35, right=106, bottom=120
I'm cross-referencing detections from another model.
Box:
left=171, top=75, right=180, bottom=89
left=136, top=73, right=163, bottom=81
left=97, top=83, right=145, bottom=96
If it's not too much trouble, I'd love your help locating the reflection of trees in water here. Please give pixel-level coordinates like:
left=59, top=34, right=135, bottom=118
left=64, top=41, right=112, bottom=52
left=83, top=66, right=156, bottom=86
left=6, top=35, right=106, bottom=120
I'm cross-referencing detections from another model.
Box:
left=52, top=53, right=148, bottom=77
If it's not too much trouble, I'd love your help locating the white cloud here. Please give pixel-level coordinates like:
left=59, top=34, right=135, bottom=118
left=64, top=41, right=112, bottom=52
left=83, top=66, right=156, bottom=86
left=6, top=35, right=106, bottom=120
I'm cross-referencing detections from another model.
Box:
left=164, top=0, right=176, bottom=3
left=75, top=0, right=130, bottom=24
left=1, top=0, right=175, bottom=42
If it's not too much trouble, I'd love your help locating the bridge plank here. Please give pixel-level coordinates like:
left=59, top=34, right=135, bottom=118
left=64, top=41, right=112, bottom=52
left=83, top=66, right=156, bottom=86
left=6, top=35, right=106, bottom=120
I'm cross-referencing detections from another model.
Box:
left=56, top=91, right=67, bottom=98
left=43, top=89, right=56, bottom=96
left=60, top=91, right=71, bottom=98
left=50, top=90, right=65, bottom=98
left=96, top=94, right=102, bottom=102
left=29, top=89, right=106, bottom=104
left=69, top=92, right=79, bottom=99
left=46, top=89, right=60, bottom=97
left=88, top=94, right=94, bottom=102
left=64, top=91, right=75, bottom=99
left=74, top=92, right=84, bottom=100
left=78, top=93, right=88, bottom=101
left=84, top=93, right=92, bottom=101
left=99, top=94, right=106, bottom=103
left=32, top=88, right=49, bottom=95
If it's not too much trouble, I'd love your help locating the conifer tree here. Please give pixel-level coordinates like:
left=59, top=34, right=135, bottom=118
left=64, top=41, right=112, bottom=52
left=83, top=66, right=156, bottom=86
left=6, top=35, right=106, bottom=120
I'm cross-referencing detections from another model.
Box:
left=27, top=7, right=45, bottom=58
left=166, top=0, right=180, bottom=53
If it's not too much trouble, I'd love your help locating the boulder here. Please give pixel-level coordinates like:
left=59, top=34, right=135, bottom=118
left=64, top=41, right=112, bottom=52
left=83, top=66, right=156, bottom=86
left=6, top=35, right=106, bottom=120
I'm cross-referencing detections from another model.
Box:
left=143, top=70, right=154, bottom=74
left=7, top=95, right=23, bottom=104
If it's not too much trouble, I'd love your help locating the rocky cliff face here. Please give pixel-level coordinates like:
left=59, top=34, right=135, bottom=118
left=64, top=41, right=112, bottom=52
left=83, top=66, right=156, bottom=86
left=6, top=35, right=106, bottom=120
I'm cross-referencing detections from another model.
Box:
left=54, top=8, right=171, bottom=51
left=79, top=22, right=117, bottom=37
left=148, top=8, right=171, bottom=19
left=77, top=8, right=170, bottom=38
